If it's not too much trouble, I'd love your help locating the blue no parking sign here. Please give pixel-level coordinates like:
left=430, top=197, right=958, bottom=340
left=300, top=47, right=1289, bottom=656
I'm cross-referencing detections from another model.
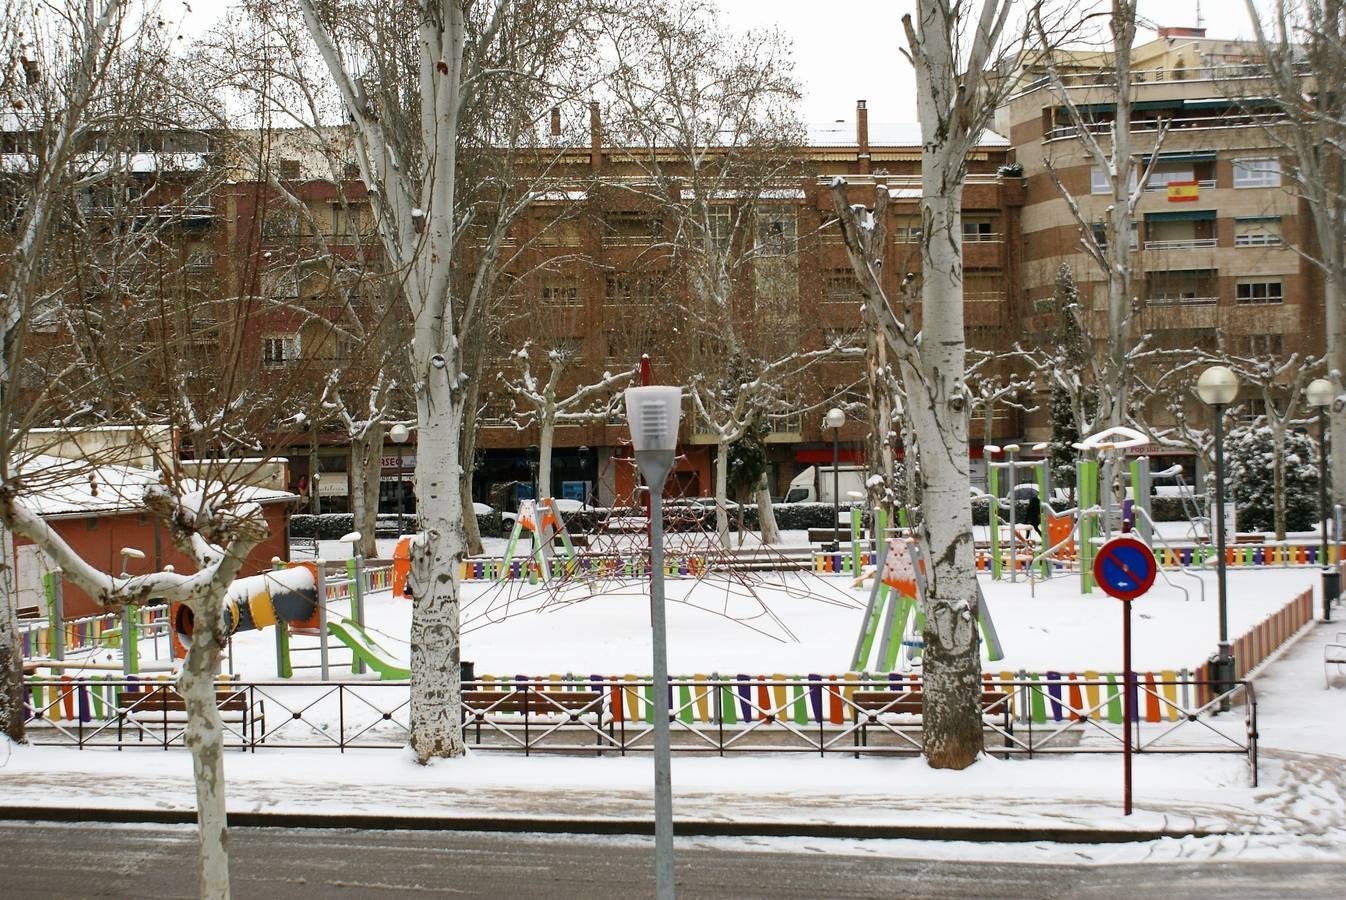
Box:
left=1093, top=536, right=1158, bottom=601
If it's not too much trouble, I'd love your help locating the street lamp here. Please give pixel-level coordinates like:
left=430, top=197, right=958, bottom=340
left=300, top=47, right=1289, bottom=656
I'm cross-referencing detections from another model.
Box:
left=577, top=444, right=591, bottom=507
left=825, top=407, right=846, bottom=552
left=1307, top=377, right=1335, bottom=621
left=389, top=423, right=410, bottom=538
left=1197, top=364, right=1239, bottom=700
left=624, top=384, right=682, bottom=900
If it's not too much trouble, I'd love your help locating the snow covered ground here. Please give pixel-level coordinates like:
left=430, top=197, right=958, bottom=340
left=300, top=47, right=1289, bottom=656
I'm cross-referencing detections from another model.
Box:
left=220, top=565, right=1316, bottom=677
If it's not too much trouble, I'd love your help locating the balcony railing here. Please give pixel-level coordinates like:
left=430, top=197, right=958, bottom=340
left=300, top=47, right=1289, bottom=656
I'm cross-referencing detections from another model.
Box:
left=1143, top=179, right=1217, bottom=192
left=1044, top=112, right=1284, bottom=142
left=962, top=232, right=1003, bottom=243
left=1143, top=238, right=1217, bottom=250
left=1146, top=295, right=1218, bottom=306
left=965, top=291, right=1007, bottom=303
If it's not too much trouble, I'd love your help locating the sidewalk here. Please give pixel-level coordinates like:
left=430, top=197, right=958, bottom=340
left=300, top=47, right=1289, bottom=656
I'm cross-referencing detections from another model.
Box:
left=3, top=619, right=1344, bottom=857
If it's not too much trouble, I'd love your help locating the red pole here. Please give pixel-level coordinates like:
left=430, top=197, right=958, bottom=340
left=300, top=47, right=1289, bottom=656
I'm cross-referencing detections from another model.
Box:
left=1122, top=597, right=1133, bottom=816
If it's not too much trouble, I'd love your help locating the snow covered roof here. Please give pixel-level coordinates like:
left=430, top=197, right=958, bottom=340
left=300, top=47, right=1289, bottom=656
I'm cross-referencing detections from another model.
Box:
left=805, top=120, right=1010, bottom=149
left=15, top=455, right=296, bottom=519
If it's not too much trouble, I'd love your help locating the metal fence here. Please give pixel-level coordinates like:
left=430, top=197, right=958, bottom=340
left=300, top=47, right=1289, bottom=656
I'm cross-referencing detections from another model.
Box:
left=21, top=674, right=1257, bottom=779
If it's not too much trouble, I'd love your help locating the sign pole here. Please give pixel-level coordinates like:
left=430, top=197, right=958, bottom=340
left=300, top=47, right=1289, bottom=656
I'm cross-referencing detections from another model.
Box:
left=1122, top=597, right=1133, bottom=816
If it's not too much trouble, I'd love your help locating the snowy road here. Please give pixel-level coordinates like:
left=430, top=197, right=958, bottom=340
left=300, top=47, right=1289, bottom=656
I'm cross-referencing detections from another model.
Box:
left=2, top=821, right=1344, bottom=899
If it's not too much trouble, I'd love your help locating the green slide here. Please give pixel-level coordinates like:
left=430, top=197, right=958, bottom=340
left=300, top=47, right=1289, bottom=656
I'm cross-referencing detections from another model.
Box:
left=327, top=618, right=410, bottom=680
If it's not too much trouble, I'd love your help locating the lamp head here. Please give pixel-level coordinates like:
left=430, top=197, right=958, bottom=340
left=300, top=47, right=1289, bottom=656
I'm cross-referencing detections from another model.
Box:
left=1196, top=365, right=1239, bottom=406
left=824, top=407, right=846, bottom=429
left=389, top=423, right=410, bottom=444
left=624, top=386, right=683, bottom=453
left=1306, top=377, right=1334, bottom=409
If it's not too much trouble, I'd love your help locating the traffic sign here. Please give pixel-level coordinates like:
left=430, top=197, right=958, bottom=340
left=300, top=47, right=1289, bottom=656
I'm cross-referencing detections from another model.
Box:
left=1093, top=536, right=1157, bottom=601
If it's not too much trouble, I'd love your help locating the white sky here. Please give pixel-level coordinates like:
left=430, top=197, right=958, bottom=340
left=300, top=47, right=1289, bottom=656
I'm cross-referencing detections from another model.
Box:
left=173, top=0, right=1259, bottom=127
left=719, top=0, right=1257, bottom=125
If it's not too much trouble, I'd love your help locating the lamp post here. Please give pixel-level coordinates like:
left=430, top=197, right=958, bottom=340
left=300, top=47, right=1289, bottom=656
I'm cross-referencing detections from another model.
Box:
left=1307, top=377, right=1335, bottom=621
left=577, top=444, right=591, bottom=507
left=624, top=384, right=682, bottom=900
left=389, top=423, right=410, bottom=537
left=525, top=444, right=539, bottom=501
left=1197, top=364, right=1239, bottom=701
left=825, top=407, right=846, bottom=552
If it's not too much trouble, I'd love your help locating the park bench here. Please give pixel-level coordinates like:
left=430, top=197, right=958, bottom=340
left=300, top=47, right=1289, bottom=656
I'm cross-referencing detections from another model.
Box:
left=116, top=684, right=264, bottom=749
left=1326, top=633, right=1346, bottom=687
left=461, top=688, right=606, bottom=752
left=850, top=689, right=1013, bottom=749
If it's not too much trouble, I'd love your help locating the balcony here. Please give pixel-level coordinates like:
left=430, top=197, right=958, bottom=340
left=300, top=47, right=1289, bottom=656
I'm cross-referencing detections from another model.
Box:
left=1143, top=238, right=1216, bottom=251
left=1143, top=178, right=1216, bottom=193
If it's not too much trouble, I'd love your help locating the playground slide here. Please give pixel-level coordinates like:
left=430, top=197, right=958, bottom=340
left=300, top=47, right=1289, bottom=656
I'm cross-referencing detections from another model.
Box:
left=326, top=618, right=410, bottom=680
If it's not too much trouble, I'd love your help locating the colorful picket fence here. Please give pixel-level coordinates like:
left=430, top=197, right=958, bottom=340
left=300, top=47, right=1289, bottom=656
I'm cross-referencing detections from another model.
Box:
left=19, top=604, right=169, bottom=659
left=324, top=564, right=394, bottom=601
left=1192, top=587, right=1314, bottom=707
left=458, top=555, right=712, bottom=582
left=459, top=670, right=1197, bottom=727
left=974, top=542, right=1341, bottom=575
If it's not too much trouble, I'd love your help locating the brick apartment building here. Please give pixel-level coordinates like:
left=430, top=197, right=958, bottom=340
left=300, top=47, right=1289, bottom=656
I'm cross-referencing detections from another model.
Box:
left=999, top=27, right=1325, bottom=460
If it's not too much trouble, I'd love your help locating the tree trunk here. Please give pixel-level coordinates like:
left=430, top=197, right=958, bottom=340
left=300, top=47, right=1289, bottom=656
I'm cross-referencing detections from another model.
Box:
left=909, top=184, right=983, bottom=769
left=1328, top=275, right=1346, bottom=509
left=460, top=472, right=483, bottom=557
left=349, top=424, right=385, bottom=559
left=460, top=366, right=484, bottom=557
left=0, top=531, right=24, bottom=742
left=755, top=479, right=780, bottom=544
left=713, top=441, right=731, bottom=550
left=1272, top=430, right=1287, bottom=541
left=181, top=593, right=230, bottom=900
left=407, top=364, right=466, bottom=761
left=537, top=412, right=555, bottom=501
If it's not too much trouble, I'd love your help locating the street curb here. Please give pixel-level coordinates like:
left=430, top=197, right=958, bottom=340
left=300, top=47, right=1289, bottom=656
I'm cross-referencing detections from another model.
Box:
left=0, top=806, right=1218, bottom=843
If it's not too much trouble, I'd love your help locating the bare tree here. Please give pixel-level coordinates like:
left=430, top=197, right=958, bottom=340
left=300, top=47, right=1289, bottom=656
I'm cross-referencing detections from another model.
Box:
left=498, top=341, right=633, bottom=500
left=1240, top=1, right=1346, bottom=506
left=830, top=0, right=1025, bottom=769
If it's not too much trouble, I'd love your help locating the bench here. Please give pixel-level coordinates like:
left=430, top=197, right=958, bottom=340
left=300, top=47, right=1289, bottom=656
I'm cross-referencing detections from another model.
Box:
left=461, top=689, right=606, bottom=750
left=117, top=685, right=264, bottom=749
left=1326, top=633, right=1346, bottom=687
left=850, top=690, right=1013, bottom=749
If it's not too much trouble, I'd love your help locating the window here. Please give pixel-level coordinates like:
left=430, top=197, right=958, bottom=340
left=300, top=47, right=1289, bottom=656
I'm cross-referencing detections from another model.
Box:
left=707, top=206, right=732, bottom=248
left=262, top=334, right=300, bottom=368
left=1092, top=222, right=1138, bottom=250
left=894, top=216, right=922, bottom=243
left=962, top=218, right=996, bottom=242
left=1236, top=280, right=1283, bottom=304
left=1091, top=166, right=1137, bottom=194
left=604, top=211, right=655, bottom=242
left=1233, top=157, right=1281, bottom=188
left=825, top=268, right=861, bottom=303
left=540, top=276, right=580, bottom=307
left=1239, top=334, right=1284, bottom=356
left=278, top=159, right=301, bottom=180
left=604, top=272, right=661, bottom=305
left=755, top=207, right=796, bottom=256
left=1234, top=217, right=1282, bottom=246
left=539, top=218, right=581, bottom=247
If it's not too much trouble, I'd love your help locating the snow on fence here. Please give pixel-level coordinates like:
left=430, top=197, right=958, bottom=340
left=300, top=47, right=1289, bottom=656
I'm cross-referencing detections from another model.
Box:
left=1193, top=587, right=1314, bottom=706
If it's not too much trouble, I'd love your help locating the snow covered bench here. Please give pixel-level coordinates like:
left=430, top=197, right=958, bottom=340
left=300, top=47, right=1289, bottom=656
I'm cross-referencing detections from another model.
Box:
left=1326, top=634, right=1346, bottom=688
left=116, top=684, right=264, bottom=749
left=461, top=688, right=607, bottom=751
left=850, top=690, right=1013, bottom=749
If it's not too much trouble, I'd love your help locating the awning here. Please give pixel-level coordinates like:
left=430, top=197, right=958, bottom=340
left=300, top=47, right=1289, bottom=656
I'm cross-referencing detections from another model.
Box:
left=1133, top=99, right=1184, bottom=112
left=1143, top=151, right=1217, bottom=163
left=1145, top=209, right=1216, bottom=223
left=1057, top=102, right=1115, bottom=116
left=1234, top=215, right=1281, bottom=222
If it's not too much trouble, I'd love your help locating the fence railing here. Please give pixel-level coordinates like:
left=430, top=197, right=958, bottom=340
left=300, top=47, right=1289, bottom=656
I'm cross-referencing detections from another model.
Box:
left=20, top=604, right=170, bottom=659
left=21, top=673, right=1257, bottom=779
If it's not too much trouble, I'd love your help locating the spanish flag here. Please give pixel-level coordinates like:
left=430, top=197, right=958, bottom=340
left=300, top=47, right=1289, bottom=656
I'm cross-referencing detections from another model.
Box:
left=1167, top=180, right=1199, bottom=202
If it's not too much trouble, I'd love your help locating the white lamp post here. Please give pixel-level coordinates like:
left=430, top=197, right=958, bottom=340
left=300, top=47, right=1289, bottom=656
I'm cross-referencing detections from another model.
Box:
left=1197, top=365, right=1239, bottom=699
left=824, top=407, right=847, bottom=552
left=624, top=385, right=682, bottom=900
left=389, top=423, right=410, bottom=537
left=1307, top=377, right=1335, bottom=620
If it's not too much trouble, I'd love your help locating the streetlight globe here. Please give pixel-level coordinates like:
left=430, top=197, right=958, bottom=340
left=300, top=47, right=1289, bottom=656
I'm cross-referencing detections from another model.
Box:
left=1196, top=365, right=1239, bottom=406
left=624, top=386, right=683, bottom=452
left=824, top=407, right=846, bottom=429
left=389, top=423, right=410, bottom=444
left=1306, top=378, right=1335, bottom=409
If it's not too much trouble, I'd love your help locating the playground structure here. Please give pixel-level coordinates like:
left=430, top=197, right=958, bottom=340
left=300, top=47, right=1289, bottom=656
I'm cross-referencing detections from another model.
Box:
left=21, top=548, right=405, bottom=684
left=851, top=539, right=1004, bottom=672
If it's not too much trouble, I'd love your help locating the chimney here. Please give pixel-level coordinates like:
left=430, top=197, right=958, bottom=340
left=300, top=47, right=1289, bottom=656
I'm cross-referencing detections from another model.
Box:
left=549, top=106, right=562, bottom=138
left=589, top=101, right=602, bottom=173
left=856, top=100, right=871, bottom=175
